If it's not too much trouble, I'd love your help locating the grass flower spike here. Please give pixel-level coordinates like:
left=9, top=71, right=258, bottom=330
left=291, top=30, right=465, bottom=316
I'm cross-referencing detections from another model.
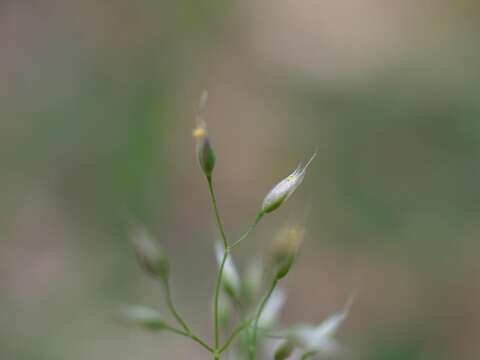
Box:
left=194, top=121, right=216, bottom=176
left=193, top=91, right=216, bottom=177
left=262, top=153, right=317, bottom=214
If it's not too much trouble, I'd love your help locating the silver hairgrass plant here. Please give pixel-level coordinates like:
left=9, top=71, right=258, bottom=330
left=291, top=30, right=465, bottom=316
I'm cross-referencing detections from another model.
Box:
left=121, top=91, right=352, bottom=360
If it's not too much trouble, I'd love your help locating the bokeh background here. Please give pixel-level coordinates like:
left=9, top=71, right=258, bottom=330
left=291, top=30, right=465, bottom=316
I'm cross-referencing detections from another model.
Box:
left=2, top=0, right=480, bottom=359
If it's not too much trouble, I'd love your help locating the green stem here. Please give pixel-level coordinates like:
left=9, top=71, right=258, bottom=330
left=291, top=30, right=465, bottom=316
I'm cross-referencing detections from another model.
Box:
left=207, top=174, right=230, bottom=357
left=162, top=280, right=213, bottom=353
left=188, top=334, right=215, bottom=353
left=220, top=319, right=252, bottom=353
left=166, top=326, right=214, bottom=353
left=207, top=175, right=229, bottom=248
left=249, top=278, right=279, bottom=360
left=206, top=175, right=265, bottom=359
left=213, top=211, right=262, bottom=352
left=163, top=279, right=191, bottom=334
left=214, top=249, right=229, bottom=349
left=230, top=212, right=264, bottom=249
left=163, top=324, right=188, bottom=337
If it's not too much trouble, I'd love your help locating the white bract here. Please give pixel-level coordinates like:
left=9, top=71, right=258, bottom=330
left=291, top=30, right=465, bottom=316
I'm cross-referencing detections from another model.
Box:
left=287, top=297, right=353, bottom=357
left=262, top=153, right=317, bottom=214
left=215, top=243, right=241, bottom=297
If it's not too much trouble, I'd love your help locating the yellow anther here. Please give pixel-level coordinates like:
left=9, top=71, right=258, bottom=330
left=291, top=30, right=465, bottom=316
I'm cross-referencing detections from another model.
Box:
left=193, top=126, right=207, bottom=138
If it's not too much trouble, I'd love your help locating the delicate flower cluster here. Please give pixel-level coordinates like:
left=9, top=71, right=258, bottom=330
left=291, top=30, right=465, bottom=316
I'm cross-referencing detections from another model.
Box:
left=120, top=92, right=353, bottom=360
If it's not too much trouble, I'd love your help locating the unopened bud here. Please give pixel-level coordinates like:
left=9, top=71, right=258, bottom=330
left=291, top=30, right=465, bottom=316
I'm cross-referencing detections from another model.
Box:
left=120, top=305, right=167, bottom=331
left=274, top=340, right=295, bottom=360
left=261, top=153, right=316, bottom=214
left=271, top=226, right=304, bottom=280
left=132, top=226, right=170, bottom=280
left=193, top=91, right=215, bottom=176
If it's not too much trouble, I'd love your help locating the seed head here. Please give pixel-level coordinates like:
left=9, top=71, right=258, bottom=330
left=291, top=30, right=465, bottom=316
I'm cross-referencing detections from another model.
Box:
left=261, top=152, right=316, bottom=214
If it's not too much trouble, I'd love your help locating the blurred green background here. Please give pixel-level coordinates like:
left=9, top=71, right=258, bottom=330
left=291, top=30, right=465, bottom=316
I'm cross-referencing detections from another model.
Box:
left=2, top=0, right=480, bottom=359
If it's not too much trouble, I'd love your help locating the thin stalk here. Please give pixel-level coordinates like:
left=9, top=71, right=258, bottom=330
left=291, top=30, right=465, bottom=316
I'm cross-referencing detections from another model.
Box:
left=214, top=250, right=229, bottom=349
left=207, top=175, right=229, bottom=248
left=206, top=175, right=264, bottom=359
left=163, top=279, right=191, bottom=334
left=162, top=280, right=213, bottom=353
left=249, top=278, right=279, bottom=360
left=188, top=334, right=215, bottom=353
left=213, top=211, right=263, bottom=353
left=230, top=212, right=264, bottom=249
left=167, top=326, right=214, bottom=353
left=206, top=175, right=230, bottom=358
left=163, top=324, right=189, bottom=337
left=220, top=319, right=252, bottom=353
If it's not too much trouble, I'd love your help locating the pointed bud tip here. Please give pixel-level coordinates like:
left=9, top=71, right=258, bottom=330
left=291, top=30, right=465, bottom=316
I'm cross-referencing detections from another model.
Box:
left=199, top=90, right=209, bottom=111
left=304, top=151, right=317, bottom=170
